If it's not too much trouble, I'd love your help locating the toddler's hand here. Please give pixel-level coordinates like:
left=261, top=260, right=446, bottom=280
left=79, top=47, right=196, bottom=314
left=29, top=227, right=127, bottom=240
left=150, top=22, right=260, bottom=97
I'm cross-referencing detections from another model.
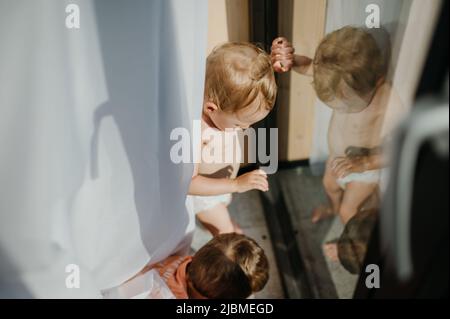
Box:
left=234, top=169, right=269, bottom=193
left=271, top=37, right=295, bottom=73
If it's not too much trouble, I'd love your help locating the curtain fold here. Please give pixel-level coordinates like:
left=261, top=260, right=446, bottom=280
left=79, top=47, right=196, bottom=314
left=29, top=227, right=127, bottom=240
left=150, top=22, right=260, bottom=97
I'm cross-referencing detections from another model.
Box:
left=0, top=0, right=207, bottom=298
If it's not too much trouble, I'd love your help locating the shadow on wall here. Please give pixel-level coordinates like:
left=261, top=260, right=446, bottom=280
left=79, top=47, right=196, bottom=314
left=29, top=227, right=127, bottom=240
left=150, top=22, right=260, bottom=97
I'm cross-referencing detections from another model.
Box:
left=90, top=0, right=193, bottom=260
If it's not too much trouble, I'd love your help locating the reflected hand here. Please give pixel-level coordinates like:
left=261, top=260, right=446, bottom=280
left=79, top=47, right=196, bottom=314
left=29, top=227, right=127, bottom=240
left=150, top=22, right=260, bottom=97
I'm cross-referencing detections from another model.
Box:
left=331, top=156, right=370, bottom=178
left=271, top=37, right=295, bottom=73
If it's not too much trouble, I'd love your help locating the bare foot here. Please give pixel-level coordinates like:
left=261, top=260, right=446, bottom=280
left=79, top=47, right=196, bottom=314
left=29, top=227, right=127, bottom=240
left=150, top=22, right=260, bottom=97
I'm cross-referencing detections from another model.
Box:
left=311, top=205, right=335, bottom=224
left=323, top=242, right=339, bottom=262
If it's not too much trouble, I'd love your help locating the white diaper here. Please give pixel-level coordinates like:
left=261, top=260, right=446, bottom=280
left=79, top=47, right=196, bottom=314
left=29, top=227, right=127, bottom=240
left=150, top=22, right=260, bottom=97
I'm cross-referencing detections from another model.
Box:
left=191, top=193, right=232, bottom=214
left=337, top=169, right=380, bottom=189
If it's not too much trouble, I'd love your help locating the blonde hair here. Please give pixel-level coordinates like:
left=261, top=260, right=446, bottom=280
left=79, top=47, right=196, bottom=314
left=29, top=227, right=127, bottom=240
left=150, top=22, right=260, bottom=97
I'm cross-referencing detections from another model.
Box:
left=205, top=42, right=277, bottom=113
left=187, top=233, right=269, bottom=299
left=313, top=26, right=387, bottom=102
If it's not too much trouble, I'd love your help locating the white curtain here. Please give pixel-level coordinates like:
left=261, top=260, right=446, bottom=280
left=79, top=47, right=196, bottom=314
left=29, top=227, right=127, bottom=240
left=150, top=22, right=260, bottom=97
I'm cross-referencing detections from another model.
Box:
left=0, top=0, right=207, bottom=298
left=310, top=0, right=412, bottom=173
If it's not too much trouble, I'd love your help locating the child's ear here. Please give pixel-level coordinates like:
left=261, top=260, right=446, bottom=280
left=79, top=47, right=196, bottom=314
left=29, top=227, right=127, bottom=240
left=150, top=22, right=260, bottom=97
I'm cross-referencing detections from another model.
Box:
left=204, top=101, right=219, bottom=113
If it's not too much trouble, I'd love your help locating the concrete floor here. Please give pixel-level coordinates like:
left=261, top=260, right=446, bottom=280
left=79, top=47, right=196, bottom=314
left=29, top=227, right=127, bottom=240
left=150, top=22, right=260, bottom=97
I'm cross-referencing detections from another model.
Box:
left=278, top=166, right=358, bottom=298
left=323, top=217, right=359, bottom=299
left=191, top=190, right=285, bottom=299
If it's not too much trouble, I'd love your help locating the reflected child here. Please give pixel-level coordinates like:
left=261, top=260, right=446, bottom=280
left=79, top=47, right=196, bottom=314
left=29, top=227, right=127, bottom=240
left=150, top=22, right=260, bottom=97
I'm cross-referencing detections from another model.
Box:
left=271, top=26, right=406, bottom=260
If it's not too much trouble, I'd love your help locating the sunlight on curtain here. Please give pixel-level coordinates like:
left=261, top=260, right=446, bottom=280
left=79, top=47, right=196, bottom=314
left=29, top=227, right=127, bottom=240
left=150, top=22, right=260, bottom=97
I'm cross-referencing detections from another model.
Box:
left=0, top=0, right=207, bottom=298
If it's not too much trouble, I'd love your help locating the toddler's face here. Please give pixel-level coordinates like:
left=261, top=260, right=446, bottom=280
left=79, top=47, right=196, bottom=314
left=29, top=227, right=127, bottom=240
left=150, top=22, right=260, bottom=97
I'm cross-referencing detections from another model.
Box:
left=325, top=94, right=372, bottom=113
left=324, top=79, right=380, bottom=113
left=204, top=99, right=270, bottom=131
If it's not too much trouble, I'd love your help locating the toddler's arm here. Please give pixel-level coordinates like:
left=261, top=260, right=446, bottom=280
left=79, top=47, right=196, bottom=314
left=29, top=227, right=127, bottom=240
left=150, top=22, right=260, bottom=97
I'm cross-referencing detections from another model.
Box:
left=188, top=169, right=268, bottom=196
left=271, top=37, right=313, bottom=76
left=331, top=148, right=386, bottom=178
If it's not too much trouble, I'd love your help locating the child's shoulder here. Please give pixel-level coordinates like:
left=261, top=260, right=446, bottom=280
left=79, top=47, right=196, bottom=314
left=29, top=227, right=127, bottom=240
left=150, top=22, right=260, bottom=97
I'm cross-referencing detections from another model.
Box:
left=383, top=82, right=405, bottom=111
left=376, top=81, right=394, bottom=101
left=379, top=82, right=408, bottom=136
left=375, top=82, right=403, bottom=111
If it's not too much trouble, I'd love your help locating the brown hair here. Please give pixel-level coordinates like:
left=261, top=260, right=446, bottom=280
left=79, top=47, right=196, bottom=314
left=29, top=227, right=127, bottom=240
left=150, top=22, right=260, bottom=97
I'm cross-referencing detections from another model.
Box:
left=204, top=42, right=277, bottom=113
left=338, top=209, right=377, bottom=274
left=187, top=233, right=269, bottom=299
left=313, top=26, right=387, bottom=102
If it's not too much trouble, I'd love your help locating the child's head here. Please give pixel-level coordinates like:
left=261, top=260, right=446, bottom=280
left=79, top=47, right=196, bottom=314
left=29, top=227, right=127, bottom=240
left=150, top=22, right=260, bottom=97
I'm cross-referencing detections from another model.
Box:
left=313, top=26, right=387, bottom=113
left=338, top=209, right=377, bottom=274
left=203, top=42, right=277, bottom=130
left=186, top=233, right=269, bottom=299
